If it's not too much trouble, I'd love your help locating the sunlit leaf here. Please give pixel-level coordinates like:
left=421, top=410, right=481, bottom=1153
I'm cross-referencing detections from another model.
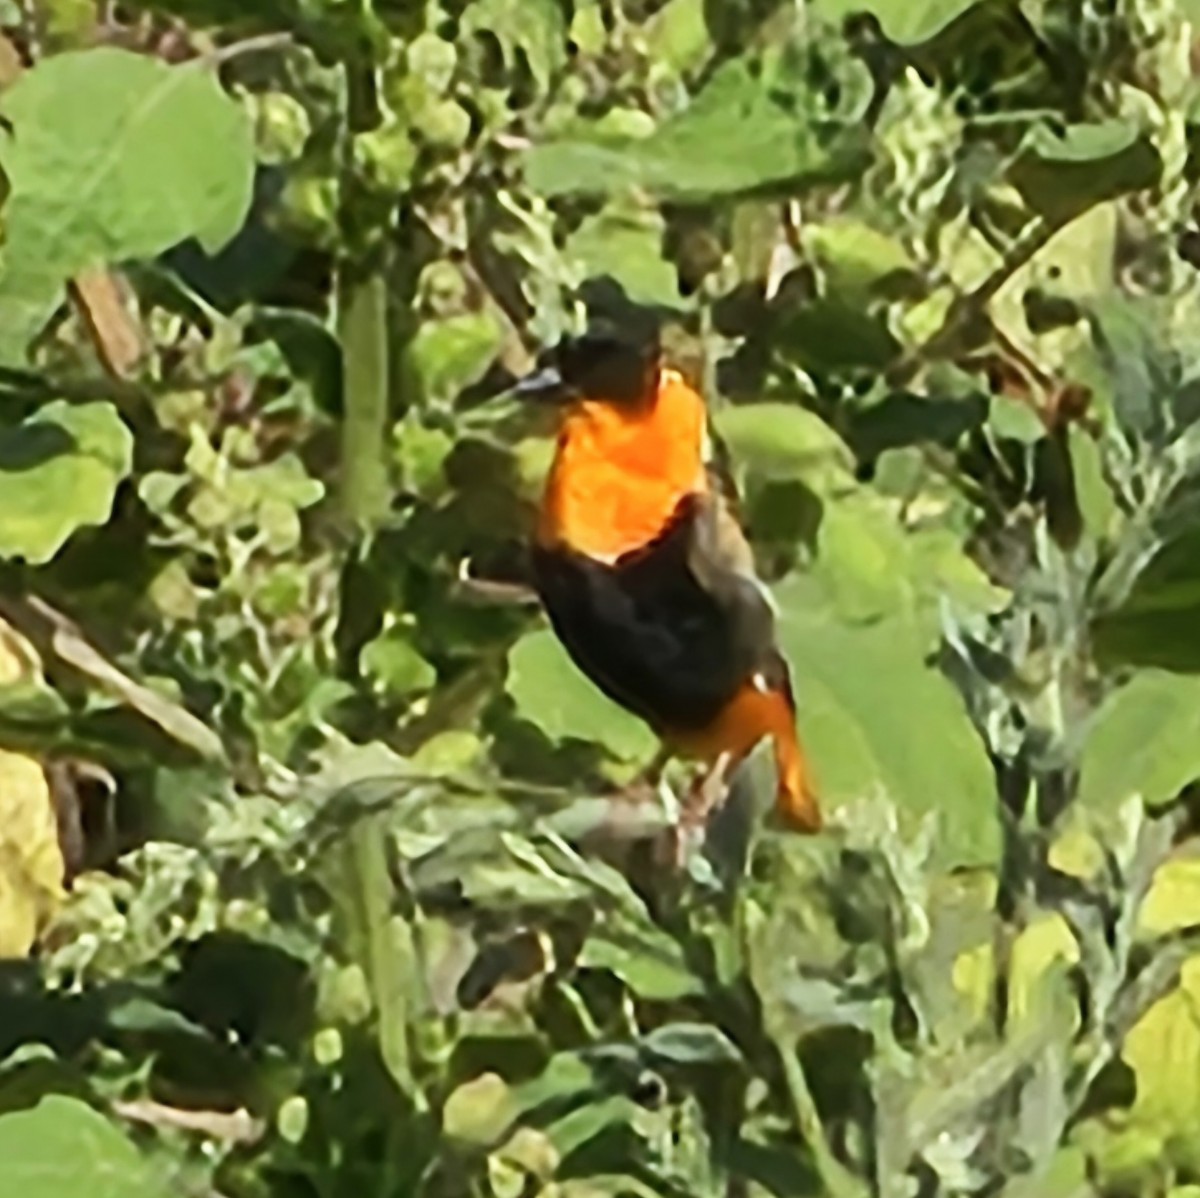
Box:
left=0, top=1096, right=169, bottom=1198
left=1078, top=671, right=1200, bottom=811
left=526, top=55, right=865, bottom=200
left=505, top=627, right=657, bottom=762
left=0, top=47, right=253, bottom=360
left=777, top=575, right=999, bottom=866
left=0, top=402, right=132, bottom=564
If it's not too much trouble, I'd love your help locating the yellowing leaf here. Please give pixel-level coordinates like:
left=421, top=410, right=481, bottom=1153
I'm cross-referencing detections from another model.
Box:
left=953, top=914, right=1079, bottom=1027
left=1139, top=860, right=1200, bottom=937
left=0, top=618, right=61, bottom=958
left=1124, top=957, right=1200, bottom=1144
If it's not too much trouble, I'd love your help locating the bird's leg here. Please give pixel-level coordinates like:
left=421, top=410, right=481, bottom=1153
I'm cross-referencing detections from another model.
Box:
left=670, top=751, right=734, bottom=866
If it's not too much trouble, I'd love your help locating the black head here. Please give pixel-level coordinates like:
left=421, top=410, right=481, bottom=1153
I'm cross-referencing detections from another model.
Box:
left=515, top=319, right=662, bottom=407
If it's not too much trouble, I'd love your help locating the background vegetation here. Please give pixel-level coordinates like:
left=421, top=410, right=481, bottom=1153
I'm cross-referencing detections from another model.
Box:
left=5, top=0, right=1200, bottom=1194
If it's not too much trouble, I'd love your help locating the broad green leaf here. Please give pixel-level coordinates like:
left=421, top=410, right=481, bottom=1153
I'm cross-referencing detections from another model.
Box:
left=989, top=395, right=1046, bottom=444
left=777, top=576, right=999, bottom=866
left=812, top=490, right=1007, bottom=628
left=505, top=628, right=657, bottom=762
left=525, top=56, right=864, bottom=200
left=1078, top=671, right=1200, bottom=812
left=0, top=401, right=132, bottom=564
left=808, top=0, right=982, bottom=44
left=0, top=47, right=254, bottom=360
left=1008, top=121, right=1162, bottom=227
left=713, top=402, right=855, bottom=492
left=0, top=1095, right=168, bottom=1198
left=405, top=312, right=503, bottom=406
left=564, top=204, right=685, bottom=310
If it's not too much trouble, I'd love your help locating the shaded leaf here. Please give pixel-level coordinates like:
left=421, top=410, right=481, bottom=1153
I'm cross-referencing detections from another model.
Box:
left=808, top=0, right=983, bottom=45
left=1009, top=121, right=1162, bottom=227
left=1093, top=528, right=1200, bottom=670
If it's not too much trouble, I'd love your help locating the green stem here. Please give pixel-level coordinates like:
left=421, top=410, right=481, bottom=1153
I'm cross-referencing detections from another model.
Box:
left=778, top=1041, right=867, bottom=1198
left=336, top=264, right=392, bottom=530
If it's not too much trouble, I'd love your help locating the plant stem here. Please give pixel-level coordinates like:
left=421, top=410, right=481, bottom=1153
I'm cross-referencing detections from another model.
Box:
left=336, top=264, right=392, bottom=530
left=779, top=1041, right=867, bottom=1198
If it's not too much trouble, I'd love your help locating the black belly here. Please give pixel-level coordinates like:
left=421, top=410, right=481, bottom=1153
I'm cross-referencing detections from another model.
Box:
left=530, top=500, right=768, bottom=734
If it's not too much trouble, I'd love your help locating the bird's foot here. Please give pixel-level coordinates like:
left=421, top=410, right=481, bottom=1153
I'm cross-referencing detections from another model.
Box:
left=656, top=754, right=733, bottom=870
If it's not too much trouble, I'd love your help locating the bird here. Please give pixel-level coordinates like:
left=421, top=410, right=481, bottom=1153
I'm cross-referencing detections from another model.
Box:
left=513, top=317, right=821, bottom=841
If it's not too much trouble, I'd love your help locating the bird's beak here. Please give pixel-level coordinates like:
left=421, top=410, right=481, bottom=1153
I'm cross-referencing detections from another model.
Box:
left=512, top=363, right=570, bottom=402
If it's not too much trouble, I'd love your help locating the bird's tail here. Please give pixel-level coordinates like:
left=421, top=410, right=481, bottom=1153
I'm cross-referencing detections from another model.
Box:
left=773, top=724, right=822, bottom=832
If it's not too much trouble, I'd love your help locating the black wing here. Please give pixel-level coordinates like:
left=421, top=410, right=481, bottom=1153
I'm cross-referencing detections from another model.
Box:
left=531, top=495, right=776, bottom=734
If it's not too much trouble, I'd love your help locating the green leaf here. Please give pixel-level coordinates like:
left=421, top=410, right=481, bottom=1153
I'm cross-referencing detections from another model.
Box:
left=989, top=395, right=1046, bottom=445
left=525, top=56, right=864, bottom=200
left=803, top=218, right=918, bottom=299
left=360, top=627, right=436, bottom=698
left=808, top=0, right=982, bottom=45
left=713, top=402, right=855, bottom=492
left=0, top=47, right=254, bottom=360
left=1078, top=671, right=1200, bottom=812
left=579, top=924, right=704, bottom=1000
left=405, top=312, right=503, bottom=405
left=0, top=1095, right=169, bottom=1198
left=505, top=627, right=657, bottom=762
left=0, top=401, right=132, bottom=564
left=812, top=490, right=1007, bottom=628
left=645, top=0, right=712, bottom=73
left=564, top=204, right=684, bottom=310
left=777, top=296, right=903, bottom=372
left=639, top=1023, right=741, bottom=1064
left=1008, top=121, right=1162, bottom=227
left=459, top=0, right=566, bottom=94
left=777, top=576, right=999, bottom=866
